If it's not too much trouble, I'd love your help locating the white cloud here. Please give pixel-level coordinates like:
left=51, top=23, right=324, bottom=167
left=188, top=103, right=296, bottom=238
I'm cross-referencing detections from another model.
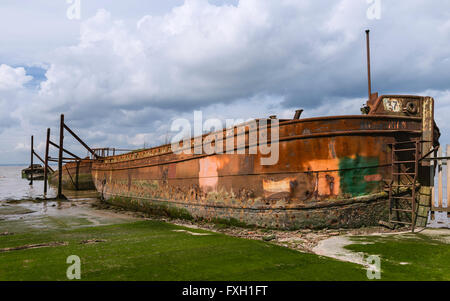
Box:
left=0, top=64, right=32, bottom=91
left=37, top=0, right=370, bottom=114
left=2, top=0, right=450, bottom=164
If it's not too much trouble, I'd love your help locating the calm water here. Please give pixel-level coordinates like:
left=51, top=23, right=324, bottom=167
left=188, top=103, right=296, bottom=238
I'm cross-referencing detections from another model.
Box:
left=0, top=166, right=57, bottom=201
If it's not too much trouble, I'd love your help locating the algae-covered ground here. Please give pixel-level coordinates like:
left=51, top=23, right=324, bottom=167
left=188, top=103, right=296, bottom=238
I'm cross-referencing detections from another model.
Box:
left=344, top=230, right=449, bottom=281
left=0, top=219, right=370, bottom=281
left=0, top=197, right=448, bottom=281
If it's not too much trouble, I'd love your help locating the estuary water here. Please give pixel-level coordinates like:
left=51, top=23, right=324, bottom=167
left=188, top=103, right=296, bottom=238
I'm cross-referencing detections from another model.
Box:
left=0, top=165, right=57, bottom=201
left=0, top=165, right=137, bottom=234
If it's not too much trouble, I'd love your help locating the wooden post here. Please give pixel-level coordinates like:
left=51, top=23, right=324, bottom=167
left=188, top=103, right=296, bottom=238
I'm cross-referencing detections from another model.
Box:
left=30, top=135, right=34, bottom=185
left=75, top=160, right=80, bottom=190
left=44, top=128, right=50, bottom=196
left=431, top=150, right=436, bottom=209
left=438, top=148, right=443, bottom=209
left=57, top=114, right=64, bottom=199
left=447, top=145, right=450, bottom=210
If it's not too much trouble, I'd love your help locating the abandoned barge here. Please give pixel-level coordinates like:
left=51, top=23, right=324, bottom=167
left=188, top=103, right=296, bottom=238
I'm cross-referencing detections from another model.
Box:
left=49, top=159, right=95, bottom=190
left=21, top=164, right=45, bottom=181
left=91, top=94, right=439, bottom=229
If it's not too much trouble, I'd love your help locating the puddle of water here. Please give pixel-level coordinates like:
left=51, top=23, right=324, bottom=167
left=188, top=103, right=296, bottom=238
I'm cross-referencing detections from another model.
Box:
left=0, top=166, right=57, bottom=201
left=313, top=229, right=449, bottom=268
left=0, top=166, right=140, bottom=233
left=0, top=198, right=140, bottom=234
left=172, top=229, right=212, bottom=236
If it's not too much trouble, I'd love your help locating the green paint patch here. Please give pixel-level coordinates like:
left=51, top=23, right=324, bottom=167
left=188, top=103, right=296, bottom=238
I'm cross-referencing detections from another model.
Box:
left=339, top=156, right=381, bottom=197
left=0, top=220, right=368, bottom=280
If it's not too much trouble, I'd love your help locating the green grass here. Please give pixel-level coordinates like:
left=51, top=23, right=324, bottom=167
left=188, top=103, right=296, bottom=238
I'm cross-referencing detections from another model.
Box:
left=0, top=220, right=368, bottom=281
left=345, top=232, right=450, bottom=281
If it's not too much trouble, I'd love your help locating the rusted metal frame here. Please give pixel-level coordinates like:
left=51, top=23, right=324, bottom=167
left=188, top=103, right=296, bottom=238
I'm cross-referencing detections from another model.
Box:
left=104, top=128, right=422, bottom=166
left=446, top=145, right=450, bottom=211
left=293, top=110, right=303, bottom=119
left=30, top=135, right=33, bottom=185
left=423, top=156, right=450, bottom=161
left=48, top=159, right=73, bottom=163
left=48, top=156, right=80, bottom=161
left=110, top=148, right=136, bottom=152
left=75, top=160, right=80, bottom=190
left=437, top=148, right=443, bottom=210
left=63, top=123, right=97, bottom=158
left=32, top=150, right=54, bottom=173
left=57, top=114, right=64, bottom=199
left=44, top=128, right=50, bottom=196
left=48, top=141, right=81, bottom=160
left=92, top=147, right=135, bottom=156
left=431, top=150, right=436, bottom=212
left=64, top=164, right=76, bottom=189
left=411, top=140, right=420, bottom=232
left=419, top=146, right=439, bottom=161
left=432, top=207, right=449, bottom=212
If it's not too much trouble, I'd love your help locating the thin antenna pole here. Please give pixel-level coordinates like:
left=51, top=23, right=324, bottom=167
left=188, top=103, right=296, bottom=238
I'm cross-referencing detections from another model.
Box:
left=365, top=29, right=372, bottom=100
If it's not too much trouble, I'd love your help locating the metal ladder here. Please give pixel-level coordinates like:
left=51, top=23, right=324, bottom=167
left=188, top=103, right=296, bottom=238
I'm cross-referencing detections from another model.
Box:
left=388, top=140, right=421, bottom=232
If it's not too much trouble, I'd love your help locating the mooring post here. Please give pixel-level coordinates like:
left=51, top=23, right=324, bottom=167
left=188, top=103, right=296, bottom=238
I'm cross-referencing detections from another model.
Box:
left=365, top=29, right=372, bottom=100
left=30, top=135, right=34, bottom=185
left=75, top=160, right=80, bottom=190
left=57, top=114, right=64, bottom=199
left=44, top=128, right=50, bottom=197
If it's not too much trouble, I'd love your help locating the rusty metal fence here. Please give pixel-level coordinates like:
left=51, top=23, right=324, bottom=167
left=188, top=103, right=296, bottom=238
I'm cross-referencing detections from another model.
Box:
left=429, top=145, right=450, bottom=228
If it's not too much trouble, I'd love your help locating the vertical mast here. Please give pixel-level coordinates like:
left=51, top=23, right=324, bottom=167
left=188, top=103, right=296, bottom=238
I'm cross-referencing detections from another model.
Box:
left=365, top=29, right=372, bottom=100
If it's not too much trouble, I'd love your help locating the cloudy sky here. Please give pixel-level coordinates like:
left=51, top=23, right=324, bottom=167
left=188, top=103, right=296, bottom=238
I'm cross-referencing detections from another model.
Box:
left=0, top=0, right=449, bottom=164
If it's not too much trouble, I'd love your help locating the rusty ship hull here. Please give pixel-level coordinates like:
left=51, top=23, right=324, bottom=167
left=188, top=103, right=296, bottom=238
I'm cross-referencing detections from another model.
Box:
left=49, top=159, right=95, bottom=190
left=92, top=96, right=437, bottom=229
left=91, top=95, right=438, bottom=229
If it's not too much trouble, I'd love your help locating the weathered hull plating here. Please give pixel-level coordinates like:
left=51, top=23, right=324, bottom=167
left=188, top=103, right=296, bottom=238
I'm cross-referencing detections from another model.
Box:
left=49, top=159, right=95, bottom=190
left=92, top=101, right=434, bottom=229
